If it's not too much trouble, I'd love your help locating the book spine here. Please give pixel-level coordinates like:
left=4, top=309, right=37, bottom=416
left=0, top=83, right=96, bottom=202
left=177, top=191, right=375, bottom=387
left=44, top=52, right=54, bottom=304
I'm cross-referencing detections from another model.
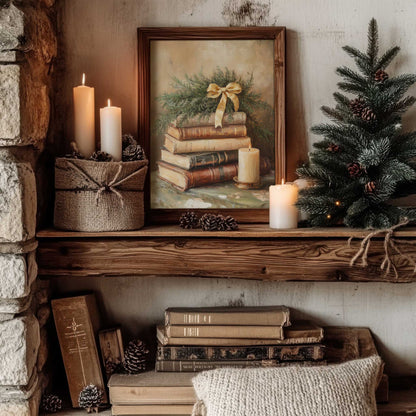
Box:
left=172, top=112, right=247, bottom=128
left=189, top=150, right=239, bottom=169
left=164, top=135, right=251, bottom=154
left=168, top=125, right=247, bottom=140
left=165, top=325, right=284, bottom=339
left=157, top=344, right=325, bottom=361
left=186, top=163, right=239, bottom=190
left=155, top=360, right=278, bottom=372
left=165, top=308, right=289, bottom=326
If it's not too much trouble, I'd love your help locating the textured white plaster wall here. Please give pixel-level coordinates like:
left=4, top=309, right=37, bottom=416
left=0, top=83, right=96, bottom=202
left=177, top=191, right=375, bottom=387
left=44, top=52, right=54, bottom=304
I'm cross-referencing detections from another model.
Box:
left=57, top=0, right=416, bottom=375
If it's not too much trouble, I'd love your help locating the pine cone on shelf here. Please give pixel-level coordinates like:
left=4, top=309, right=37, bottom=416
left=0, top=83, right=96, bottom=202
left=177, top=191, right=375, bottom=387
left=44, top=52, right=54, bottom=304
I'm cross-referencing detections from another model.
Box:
left=217, top=215, right=239, bottom=231
left=347, top=162, right=364, bottom=178
left=122, top=133, right=138, bottom=150
left=199, top=213, right=220, bottom=231
left=374, top=69, right=389, bottom=83
left=361, top=107, right=376, bottom=122
left=179, top=211, right=199, bottom=229
left=365, top=181, right=376, bottom=193
left=122, top=144, right=146, bottom=162
left=349, top=97, right=365, bottom=117
left=40, top=394, right=63, bottom=413
left=89, top=151, right=114, bottom=162
left=78, top=384, right=103, bottom=413
left=327, top=143, right=340, bottom=153
left=123, top=339, right=149, bottom=374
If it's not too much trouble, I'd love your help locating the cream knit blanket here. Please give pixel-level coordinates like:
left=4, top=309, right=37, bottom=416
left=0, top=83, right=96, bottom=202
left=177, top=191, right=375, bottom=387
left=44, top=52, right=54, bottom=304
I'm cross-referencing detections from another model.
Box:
left=192, top=356, right=382, bottom=416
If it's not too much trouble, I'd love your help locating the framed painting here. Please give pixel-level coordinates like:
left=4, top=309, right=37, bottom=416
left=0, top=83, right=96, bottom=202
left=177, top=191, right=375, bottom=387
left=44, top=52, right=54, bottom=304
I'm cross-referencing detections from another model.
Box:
left=138, top=27, right=286, bottom=223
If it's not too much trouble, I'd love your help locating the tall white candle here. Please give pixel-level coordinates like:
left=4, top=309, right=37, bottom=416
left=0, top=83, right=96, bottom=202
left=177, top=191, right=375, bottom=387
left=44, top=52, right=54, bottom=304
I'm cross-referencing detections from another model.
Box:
left=238, top=145, right=260, bottom=184
left=73, top=73, right=95, bottom=157
left=269, top=180, right=299, bottom=229
left=100, top=99, right=122, bottom=161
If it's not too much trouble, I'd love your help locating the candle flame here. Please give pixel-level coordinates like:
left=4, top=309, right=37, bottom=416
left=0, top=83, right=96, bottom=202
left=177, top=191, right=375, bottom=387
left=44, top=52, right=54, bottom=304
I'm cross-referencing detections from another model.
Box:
left=82, top=73, right=85, bottom=86
left=281, top=179, right=285, bottom=185
left=107, top=99, right=111, bottom=107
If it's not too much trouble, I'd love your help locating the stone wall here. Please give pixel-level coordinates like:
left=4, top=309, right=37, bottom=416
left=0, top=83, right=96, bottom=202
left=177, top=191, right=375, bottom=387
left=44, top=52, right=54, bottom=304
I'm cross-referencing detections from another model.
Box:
left=0, top=1, right=56, bottom=414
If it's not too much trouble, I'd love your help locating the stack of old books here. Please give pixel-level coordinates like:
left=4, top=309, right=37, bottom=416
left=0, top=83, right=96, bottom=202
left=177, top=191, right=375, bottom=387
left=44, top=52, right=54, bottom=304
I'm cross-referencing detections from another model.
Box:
left=157, top=112, right=269, bottom=191
left=155, top=306, right=325, bottom=371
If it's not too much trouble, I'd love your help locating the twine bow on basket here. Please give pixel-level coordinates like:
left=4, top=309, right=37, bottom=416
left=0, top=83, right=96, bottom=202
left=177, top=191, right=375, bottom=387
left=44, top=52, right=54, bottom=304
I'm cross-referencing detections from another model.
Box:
left=207, top=82, right=242, bottom=128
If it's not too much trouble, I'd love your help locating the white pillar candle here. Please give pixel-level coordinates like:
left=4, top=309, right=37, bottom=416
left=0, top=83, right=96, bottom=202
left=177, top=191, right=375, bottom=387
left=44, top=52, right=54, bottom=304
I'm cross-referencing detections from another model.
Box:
left=100, top=99, right=122, bottom=161
left=238, top=145, right=260, bottom=184
left=269, top=180, right=299, bottom=229
left=73, top=73, right=95, bottom=158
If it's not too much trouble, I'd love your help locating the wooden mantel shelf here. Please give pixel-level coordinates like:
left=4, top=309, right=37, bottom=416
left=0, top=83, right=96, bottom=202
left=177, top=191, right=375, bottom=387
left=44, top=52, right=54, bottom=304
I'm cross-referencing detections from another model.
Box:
left=36, top=225, right=416, bottom=282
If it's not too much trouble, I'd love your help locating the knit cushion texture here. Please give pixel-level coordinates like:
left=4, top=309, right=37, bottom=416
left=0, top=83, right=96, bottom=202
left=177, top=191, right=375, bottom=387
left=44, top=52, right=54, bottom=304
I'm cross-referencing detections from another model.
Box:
left=192, top=356, right=382, bottom=416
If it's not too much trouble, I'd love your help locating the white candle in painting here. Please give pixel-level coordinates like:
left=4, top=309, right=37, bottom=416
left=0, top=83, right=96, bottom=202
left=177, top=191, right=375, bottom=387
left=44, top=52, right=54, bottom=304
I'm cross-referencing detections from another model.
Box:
left=269, top=180, right=299, bottom=229
left=73, top=73, right=95, bottom=157
left=238, top=145, right=260, bottom=183
left=100, top=99, right=122, bottom=161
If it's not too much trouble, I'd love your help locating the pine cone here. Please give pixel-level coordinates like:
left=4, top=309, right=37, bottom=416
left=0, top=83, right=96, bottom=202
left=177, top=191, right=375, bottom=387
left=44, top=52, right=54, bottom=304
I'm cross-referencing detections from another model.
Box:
left=122, top=144, right=146, bottom=161
left=217, top=215, right=239, bottom=231
left=179, top=211, right=199, bottom=229
left=78, top=384, right=103, bottom=413
left=41, top=394, right=62, bottom=413
left=347, top=162, right=364, bottom=178
left=199, top=213, right=220, bottom=231
left=122, top=133, right=138, bottom=150
left=361, top=107, right=376, bottom=122
left=375, top=69, right=389, bottom=83
left=123, top=339, right=149, bottom=374
left=365, top=181, right=376, bottom=193
left=327, top=143, right=340, bottom=153
left=349, top=98, right=365, bottom=117
left=65, top=141, right=84, bottom=159
left=89, top=151, right=114, bottom=162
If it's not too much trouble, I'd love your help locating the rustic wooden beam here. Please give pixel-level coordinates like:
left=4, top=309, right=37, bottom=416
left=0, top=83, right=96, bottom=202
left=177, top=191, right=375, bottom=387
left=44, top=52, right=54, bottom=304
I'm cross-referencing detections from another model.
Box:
left=37, top=234, right=416, bottom=282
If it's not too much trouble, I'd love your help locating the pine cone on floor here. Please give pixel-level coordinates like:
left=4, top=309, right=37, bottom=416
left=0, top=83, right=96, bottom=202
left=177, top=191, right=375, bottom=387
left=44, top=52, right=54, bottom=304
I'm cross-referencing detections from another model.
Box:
left=89, top=151, right=114, bottom=162
left=361, top=107, right=376, bottom=122
left=365, top=181, right=376, bottom=193
left=123, top=340, right=149, bottom=374
left=217, top=215, right=239, bottom=231
left=327, top=143, right=340, bottom=153
left=349, top=97, right=365, bottom=117
left=40, top=394, right=62, bottom=413
left=78, top=384, right=103, bottom=413
left=374, top=69, right=389, bottom=83
left=347, top=162, right=365, bottom=178
left=122, top=133, right=138, bottom=150
left=199, top=213, right=220, bottom=231
left=179, top=211, right=199, bottom=229
left=122, top=144, right=146, bottom=161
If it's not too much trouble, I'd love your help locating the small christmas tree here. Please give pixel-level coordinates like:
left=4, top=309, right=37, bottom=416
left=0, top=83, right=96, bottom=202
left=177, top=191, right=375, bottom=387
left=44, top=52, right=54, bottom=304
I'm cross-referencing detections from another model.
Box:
left=297, top=19, right=416, bottom=229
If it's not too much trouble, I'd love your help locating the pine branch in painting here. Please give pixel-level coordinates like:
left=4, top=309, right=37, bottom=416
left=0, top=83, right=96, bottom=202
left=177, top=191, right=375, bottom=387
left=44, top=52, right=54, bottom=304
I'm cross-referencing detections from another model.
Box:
left=297, top=18, right=416, bottom=229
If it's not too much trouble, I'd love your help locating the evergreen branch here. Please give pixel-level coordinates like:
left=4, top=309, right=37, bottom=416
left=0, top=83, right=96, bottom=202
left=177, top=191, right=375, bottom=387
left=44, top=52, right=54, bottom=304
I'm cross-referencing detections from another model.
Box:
left=342, top=45, right=371, bottom=73
left=321, top=106, right=345, bottom=122
left=333, top=92, right=351, bottom=108
left=338, top=81, right=368, bottom=95
left=377, top=46, right=400, bottom=70
left=387, top=96, right=416, bottom=115
left=336, top=66, right=368, bottom=88
left=367, top=18, right=379, bottom=67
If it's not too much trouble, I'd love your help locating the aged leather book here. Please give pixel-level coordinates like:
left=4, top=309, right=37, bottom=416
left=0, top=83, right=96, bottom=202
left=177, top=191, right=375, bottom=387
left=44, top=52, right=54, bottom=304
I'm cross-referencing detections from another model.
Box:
left=160, top=148, right=239, bottom=170
left=165, top=324, right=284, bottom=340
left=98, top=327, right=124, bottom=380
left=165, top=306, right=290, bottom=326
left=111, top=404, right=195, bottom=415
left=51, top=294, right=107, bottom=407
left=167, top=124, right=247, bottom=140
left=171, top=112, right=247, bottom=128
left=157, top=343, right=325, bottom=361
left=163, top=134, right=251, bottom=154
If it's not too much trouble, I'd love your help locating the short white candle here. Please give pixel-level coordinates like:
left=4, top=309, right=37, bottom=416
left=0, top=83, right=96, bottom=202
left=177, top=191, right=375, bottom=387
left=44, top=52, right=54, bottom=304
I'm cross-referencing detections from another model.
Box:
left=73, top=73, right=95, bottom=157
left=238, top=145, right=260, bottom=184
left=269, top=180, right=299, bottom=229
left=100, top=99, right=122, bottom=161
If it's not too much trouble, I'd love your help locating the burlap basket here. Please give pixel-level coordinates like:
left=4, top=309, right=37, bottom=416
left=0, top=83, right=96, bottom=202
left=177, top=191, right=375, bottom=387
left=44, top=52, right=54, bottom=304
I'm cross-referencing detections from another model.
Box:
left=54, top=157, right=148, bottom=232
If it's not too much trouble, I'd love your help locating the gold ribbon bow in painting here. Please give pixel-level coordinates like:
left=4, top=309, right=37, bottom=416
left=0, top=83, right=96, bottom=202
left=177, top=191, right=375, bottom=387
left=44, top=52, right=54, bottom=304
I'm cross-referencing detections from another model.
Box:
left=207, top=82, right=242, bottom=128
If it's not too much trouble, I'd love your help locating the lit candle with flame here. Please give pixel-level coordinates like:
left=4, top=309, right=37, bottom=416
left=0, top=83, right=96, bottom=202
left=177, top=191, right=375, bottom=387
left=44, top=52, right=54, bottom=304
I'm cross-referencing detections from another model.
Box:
left=269, top=179, right=299, bottom=229
left=100, top=98, right=122, bottom=161
left=238, top=143, right=260, bottom=184
left=73, top=73, right=95, bottom=157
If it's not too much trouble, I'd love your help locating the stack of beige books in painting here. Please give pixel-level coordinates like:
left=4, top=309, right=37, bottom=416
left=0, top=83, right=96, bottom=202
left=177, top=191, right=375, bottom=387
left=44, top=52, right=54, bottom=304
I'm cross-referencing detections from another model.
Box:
left=157, top=112, right=269, bottom=191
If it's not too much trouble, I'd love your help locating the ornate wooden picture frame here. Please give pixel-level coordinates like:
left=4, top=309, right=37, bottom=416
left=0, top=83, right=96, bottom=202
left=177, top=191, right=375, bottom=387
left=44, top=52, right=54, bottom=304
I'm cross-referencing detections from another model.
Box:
left=138, top=27, right=286, bottom=223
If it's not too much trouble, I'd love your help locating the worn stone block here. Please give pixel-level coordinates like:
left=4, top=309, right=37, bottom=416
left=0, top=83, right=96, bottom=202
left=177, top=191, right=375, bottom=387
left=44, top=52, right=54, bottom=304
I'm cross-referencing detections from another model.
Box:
left=0, top=153, right=36, bottom=242
left=0, top=251, right=37, bottom=299
left=0, top=371, right=38, bottom=400
left=0, top=384, right=41, bottom=416
left=0, top=3, right=24, bottom=62
left=0, top=314, right=40, bottom=385
left=0, top=64, right=50, bottom=147
left=0, top=292, right=31, bottom=315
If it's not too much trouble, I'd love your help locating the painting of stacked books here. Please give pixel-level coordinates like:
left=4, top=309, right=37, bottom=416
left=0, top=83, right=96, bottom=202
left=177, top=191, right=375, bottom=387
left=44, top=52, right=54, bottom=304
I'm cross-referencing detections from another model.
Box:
left=149, top=38, right=278, bottom=210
